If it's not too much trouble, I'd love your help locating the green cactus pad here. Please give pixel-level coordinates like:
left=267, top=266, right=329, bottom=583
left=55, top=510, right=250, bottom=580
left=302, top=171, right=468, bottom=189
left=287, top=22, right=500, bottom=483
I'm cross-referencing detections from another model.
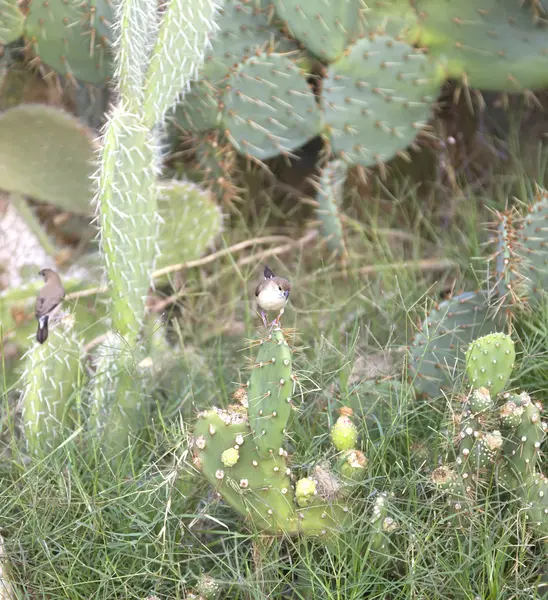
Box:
left=525, top=473, right=548, bottom=540
left=322, top=33, right=444, bottom=167
left=273, top=0, right=367, bottom=62
left=21, top=317, right=83, bottom=457
left=500, top=392, right=545, bottom=484
left=248, top=328, right=293, bottom=457
left=314, top=160, right=347, bottom=257
left=516, top=189, right=548, bottom=300
left=201, top=0, right=298, bottom=84
left=409, top=291, right=503, bottom=398
left=408, top=0, right=548, bottom=91
left=221, top=52, right=322, bottom=160
left=193, top=408, right=347, bottom=535
left=155, top=180, right=223, bottom=270
left=172, top=81, right=221, bottom=133
left=24, top=0, right=114, bottom=84
left=0, top=105, right=95, bottom=215
left=0, top=0, right=24, bottom=44
left=465, top=332, right=515, bottom=397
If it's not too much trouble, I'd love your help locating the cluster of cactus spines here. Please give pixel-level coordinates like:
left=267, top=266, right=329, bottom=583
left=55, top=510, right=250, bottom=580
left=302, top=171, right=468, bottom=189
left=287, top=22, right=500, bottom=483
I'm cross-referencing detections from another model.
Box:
left=313, top=160, right=347, bottom=257
left=433, top=334, right=548, bottom=546
left=21, top=316, right=83, bottom=456
left=221, top=52, right=322, bottom=161
left=191, top=328, right=354, bottom=536
left=247, top=328, right=293, bottom=458
left=408, top=0, right=548, bottom=91
left=465, top=332, right=516, bottom=397
left=0, top=104, right=96, bottom=216
left=23, top=0, right=114, bottom=84
left=273, top=0, right=367, bottom=62
left=322, top=34, right=443, bottom=167
left=408, top=291, right=503, bottom=398
left=155, top=180, right=222, bottom=270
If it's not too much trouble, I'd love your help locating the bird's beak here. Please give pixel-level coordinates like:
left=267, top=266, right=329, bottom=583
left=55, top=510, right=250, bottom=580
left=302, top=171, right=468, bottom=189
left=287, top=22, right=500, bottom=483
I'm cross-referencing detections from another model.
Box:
left=284, top=290, right=290, bottom=299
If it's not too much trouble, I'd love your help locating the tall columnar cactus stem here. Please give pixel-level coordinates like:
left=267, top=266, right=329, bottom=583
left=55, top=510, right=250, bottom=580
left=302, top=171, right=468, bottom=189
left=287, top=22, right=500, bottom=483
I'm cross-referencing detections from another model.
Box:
left=21, top=317, right=83, bottom=457
left=465, top=333, right=516, bottom=397
left=247, top=328, right=293, bottom=458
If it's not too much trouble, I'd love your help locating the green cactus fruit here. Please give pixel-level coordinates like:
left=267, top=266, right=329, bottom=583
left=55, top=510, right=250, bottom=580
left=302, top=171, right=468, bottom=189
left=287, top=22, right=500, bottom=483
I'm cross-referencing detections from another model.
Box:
left=409, top=291, right=504, bottom=398
left=221, top=447, right=240, bottom=467
left=468, top=430, right=503, bottom=478
left=501, top=392, right=546, bottom=484
left=24, top=0, right=114, bottom=84
left=0, top=0, right=24, bottom=44
left=469, top=387, right=494, bottom=415
left=339, top=449, right=368, bottom=481
left=516, top=188, right=548, bottom=301
left=408, top=0, right=548, bottom=91
left=196, top=575, right=221, bottom=600
left=0, top=105, right=95, bottom=215
left=314, top=160, right=347, bottom=257
left=465, top=332, right=515, bottom=397
left=273, top=0, right=367, bottom=62
left=155, top=180, right=223, bottom=270
left=21, top=315, right=83, bottom=456
left=431, top=465, right=471, bottom=523
left=295, top=477, right=317, bottom=507
left=193, top=408, right=348, bottom=535
left=331, top=407, right=358, bottom=451
left=499, top=393, right=525, bottom=429
left=322, top=33, right=444, bottom=167
left=221, top=52, right=322, bottom=160
left=247, top=328, right=293, bottom=458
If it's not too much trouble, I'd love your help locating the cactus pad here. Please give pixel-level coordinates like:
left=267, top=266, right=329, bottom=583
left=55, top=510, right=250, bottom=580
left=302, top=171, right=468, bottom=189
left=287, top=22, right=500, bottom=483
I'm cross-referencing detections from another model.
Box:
left=248, top=328, right=293, bottom=457
left=322, top=33, right=443, bottom=167
left=465, top=332, right=516, bottom=397
left=409, top=291, right=503, bottom=398
left=221, top=52, right=322, bottom=160
left=156, top=180, right=223, bottom=270
left=24, top=0, right=114, bottom=84
left=173, top=81, right=221, bottom=134
left=314, top=160, right=347, bottom=257
left=0, top=0, right=24, bottom=44
left=409, top=0, right=548, bottom=91
left=273, top=0, right=367, bottom=62
left=0, top=105, right=95, bottom=215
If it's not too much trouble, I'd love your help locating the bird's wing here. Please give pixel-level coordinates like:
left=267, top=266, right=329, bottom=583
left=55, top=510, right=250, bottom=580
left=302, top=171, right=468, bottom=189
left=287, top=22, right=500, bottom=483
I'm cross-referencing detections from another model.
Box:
left=255, top=281, right=265, bottom=297
left=35, top=289, right=64, bottom=317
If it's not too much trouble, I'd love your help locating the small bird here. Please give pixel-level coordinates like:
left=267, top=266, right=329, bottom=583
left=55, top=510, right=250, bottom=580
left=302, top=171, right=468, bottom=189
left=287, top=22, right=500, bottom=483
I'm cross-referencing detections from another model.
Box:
left=35, top=268, right=66, bottom=344
left=255, top=265, right=291, bottom=328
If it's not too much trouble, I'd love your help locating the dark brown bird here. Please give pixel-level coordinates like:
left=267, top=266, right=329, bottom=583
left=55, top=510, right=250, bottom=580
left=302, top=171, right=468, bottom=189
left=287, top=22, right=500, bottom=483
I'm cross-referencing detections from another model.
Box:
left=255, top=265, right=291, bottom=327
left=35, top=269, right=65, bottom=344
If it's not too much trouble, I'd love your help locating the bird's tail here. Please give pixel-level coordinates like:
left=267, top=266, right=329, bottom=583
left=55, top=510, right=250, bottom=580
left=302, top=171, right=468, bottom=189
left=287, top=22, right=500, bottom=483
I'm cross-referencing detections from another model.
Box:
left=36, top=315, right=49, bottom=344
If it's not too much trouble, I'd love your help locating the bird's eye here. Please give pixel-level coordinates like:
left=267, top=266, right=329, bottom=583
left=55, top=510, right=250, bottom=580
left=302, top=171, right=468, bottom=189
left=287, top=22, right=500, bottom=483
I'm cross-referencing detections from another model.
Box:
left=278, top=286, right=282, bottom=291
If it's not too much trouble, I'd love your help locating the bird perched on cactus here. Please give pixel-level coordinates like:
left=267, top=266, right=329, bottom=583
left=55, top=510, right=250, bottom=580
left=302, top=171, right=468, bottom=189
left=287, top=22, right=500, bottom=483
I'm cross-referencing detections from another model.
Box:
left=35, top=269, right=66, bottom=344
left=255, top=265, right=291, bottom=327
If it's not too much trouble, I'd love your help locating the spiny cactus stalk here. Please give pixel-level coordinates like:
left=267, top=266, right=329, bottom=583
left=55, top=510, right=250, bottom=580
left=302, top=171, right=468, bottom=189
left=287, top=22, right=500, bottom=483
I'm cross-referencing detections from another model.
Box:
left=465, top=332, right=516, bottom=397
left=191, top=327, right=351, bottom=536
left=313, top=160, right=347, bottom=257
left=21, top=316, right=83, bottom=456
left=247, top=329, right=293, bottom=458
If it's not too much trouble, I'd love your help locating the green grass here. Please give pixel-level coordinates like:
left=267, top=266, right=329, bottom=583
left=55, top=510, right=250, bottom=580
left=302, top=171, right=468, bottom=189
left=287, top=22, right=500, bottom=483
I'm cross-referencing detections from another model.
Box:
left=1, top=143, right=548, bottom=599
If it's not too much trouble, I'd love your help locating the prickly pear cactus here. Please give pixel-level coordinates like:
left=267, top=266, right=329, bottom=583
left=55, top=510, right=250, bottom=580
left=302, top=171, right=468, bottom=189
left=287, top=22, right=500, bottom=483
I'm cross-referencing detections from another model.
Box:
left=465, top=332, right=516, bottom=397
left=273, top=0, right=367, bottom=62
left=322, top=33, right=444, bottom=167
left=408, top=0, right=548, bottom=91
left=248, top=328, right=293, bottom=458
left=331, top=407, right=358, bottom=452
left=314, top=160, right=347, bottom=257
left=409, top=291, right=503, bottom=398
left=221, top=52, right=322, bottom=160
left=21, top=317, right=83, bottom=456
left=191, top=328, right=350, bottom=536
left=24, top=0, right=114, bottom=84
left=0, top=0, right=24, bottom=44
